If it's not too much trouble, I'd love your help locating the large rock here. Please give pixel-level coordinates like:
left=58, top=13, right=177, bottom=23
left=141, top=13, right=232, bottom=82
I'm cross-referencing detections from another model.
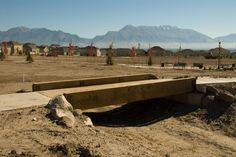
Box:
left=84, top=117, right=93, bottom=127
left=46, top=95, right=73, bottom=111
left=215, top=91, right=235, bottom=103
left=73, top=109, right=83, bottom=117
left=206, top=85, right=219, bottom=95
left=201, top=95, right=215, bottom=107
left=46, top=95, right=75, bottom=128
left=51, top=108, right=75, bottom=128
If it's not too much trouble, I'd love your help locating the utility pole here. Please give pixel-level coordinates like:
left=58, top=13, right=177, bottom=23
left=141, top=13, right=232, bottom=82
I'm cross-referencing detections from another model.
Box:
left=177, top=43, right=181, bottom=63
left=218, top=41, right=221, bottom=69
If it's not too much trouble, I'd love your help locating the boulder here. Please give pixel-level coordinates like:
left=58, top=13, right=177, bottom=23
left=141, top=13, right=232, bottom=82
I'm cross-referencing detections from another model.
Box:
left=84, top=117, right=93, bottom=127
left=196, top=85, right=206, bottom=93
left=201, top=95, right=215, bottom=107
left=51, top=108, right=75, bottom=128
left=206, top=85, right=219, bottom=95
left=46, top=95, right=75, bottom=128
left=73, top=109, right=83, bottom=117
left=215, top=91, right=235, bottom=103
left=46, top=95, right=73, bottom=111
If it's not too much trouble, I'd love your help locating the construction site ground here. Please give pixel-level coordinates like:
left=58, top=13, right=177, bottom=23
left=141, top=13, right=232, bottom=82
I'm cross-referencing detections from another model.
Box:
left=0, top=56, right=236, bottom=157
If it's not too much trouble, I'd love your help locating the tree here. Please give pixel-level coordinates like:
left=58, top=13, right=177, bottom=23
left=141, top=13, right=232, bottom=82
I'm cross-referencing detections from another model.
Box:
left=26, top=52, right=33, bottom=63
left=106, top=43, right=114, bottom=65
left=0, top=51, right=5, bottom=61
left=0, top=42, right=8, bottom=61
left=176, top=44, right=182, bottom=63
left=130, top=46, right=137, bottom=57
left=147, top=48, right=152, bottom=66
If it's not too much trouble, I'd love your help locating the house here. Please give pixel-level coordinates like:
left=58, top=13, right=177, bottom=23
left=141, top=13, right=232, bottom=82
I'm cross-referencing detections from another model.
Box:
left=100, top=48, right=109, bottom=56
left=208, top=47, right=231, bottom=58
left=150, top=46, right=166, bottom=56
left=73, top=46, right=80, bottom=56
left=38, top=45, right=49, bottom=56
left=180, top=49, right=207, bottom=57
left=136, top=49, right=147, bottom=56
left=114, top=48, right=131, bottom=57
left=50, top=47, right=67, bottom=56
left=8, top=41, right=23, bottom=55
left=79, top=46, right=101, bottom=56
left=23, top=43, right=39, bottom=55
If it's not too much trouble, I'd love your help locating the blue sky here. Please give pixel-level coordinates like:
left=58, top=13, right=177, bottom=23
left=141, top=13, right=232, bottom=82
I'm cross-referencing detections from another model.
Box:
left=0, top=0, right=235, bottom=38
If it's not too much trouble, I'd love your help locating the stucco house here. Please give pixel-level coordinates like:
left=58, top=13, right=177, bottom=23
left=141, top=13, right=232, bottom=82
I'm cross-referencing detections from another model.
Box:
left=8, top=41, right=23, bottom=55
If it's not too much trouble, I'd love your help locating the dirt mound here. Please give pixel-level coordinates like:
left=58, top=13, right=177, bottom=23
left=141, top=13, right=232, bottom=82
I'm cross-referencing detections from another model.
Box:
left=178, top=83, right=236, bottom=137
left=201, top=83, right=236, bottom=137
left=48, top=143, right=98, bottom=157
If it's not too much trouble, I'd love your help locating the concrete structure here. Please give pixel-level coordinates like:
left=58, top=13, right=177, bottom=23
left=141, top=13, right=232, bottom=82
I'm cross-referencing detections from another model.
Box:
left=32, top=74, right=157, bottom=91
left=39, top=77, right=196, bottom=110
left=0, top=92, right=50, bottom=112
left=1, top=76, right=235, bottom=112
left=197, top=77, right=236, bottom=84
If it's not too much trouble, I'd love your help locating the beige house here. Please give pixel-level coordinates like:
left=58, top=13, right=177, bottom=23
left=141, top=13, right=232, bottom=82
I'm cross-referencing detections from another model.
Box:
left=8, top=41, right=23, bottom=55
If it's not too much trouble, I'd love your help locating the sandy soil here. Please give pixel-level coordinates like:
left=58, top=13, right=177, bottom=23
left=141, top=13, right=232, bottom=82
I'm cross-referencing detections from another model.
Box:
left=0, top=56, right=236, bottom=157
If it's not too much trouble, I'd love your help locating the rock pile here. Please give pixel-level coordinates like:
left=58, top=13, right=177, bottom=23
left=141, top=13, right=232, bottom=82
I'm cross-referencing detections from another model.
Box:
left=200, top=84, right=235, bottom=107
left=46, top=95, right=93, bottom=128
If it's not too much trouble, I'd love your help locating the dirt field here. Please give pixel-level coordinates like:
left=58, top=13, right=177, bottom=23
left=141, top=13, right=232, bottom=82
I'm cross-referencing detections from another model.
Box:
left=0, top=56, right=236, bottom=156
left=0, top=55, right=235, bottom=94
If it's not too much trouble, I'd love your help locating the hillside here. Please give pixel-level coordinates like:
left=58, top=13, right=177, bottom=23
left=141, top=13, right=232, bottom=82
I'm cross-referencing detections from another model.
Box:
left=1, top=25, right=235, bottom=48
left=215, top=34, right=236, bottom=42
left=93, top=25, right=214, bottom=44
left=0, top=26, right=90, bottom=45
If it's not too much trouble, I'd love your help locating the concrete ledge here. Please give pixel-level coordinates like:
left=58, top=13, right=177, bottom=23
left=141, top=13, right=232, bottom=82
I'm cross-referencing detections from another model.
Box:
left=167, top=92, right=204, bottom=106
left=32, top=73, right=157, bottom=91
left=40, top=77, right=196, bottom=110
left=0, top=92, right=50, bottom=112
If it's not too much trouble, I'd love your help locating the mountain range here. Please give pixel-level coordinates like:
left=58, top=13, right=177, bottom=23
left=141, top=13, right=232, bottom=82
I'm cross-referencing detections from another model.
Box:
left=0, top=25, right=235, bottom=48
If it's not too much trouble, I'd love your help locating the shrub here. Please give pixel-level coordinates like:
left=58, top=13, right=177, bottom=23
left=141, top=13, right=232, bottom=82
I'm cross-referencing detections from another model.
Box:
left=26, top=52, right=33, bottom=63
left=148, top=55, right=152, bottom=66
left=106, top=55, right=113, bottom=65
left=0, top=52, right=5, bottom=61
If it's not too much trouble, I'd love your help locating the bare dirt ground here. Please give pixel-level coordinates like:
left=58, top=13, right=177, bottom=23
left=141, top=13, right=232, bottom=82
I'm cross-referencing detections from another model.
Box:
left=0, top=56, right=236, bottom=157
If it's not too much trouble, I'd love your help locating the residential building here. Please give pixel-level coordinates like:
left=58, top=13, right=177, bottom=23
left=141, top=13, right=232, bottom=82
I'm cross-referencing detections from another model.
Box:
left=8, top=41, right=23, bottom=55
left=38, top=45, right=49, bottom=56
left=23, top=43, right=39, bottom=55
left=79, top=46, right=101, bottom=56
